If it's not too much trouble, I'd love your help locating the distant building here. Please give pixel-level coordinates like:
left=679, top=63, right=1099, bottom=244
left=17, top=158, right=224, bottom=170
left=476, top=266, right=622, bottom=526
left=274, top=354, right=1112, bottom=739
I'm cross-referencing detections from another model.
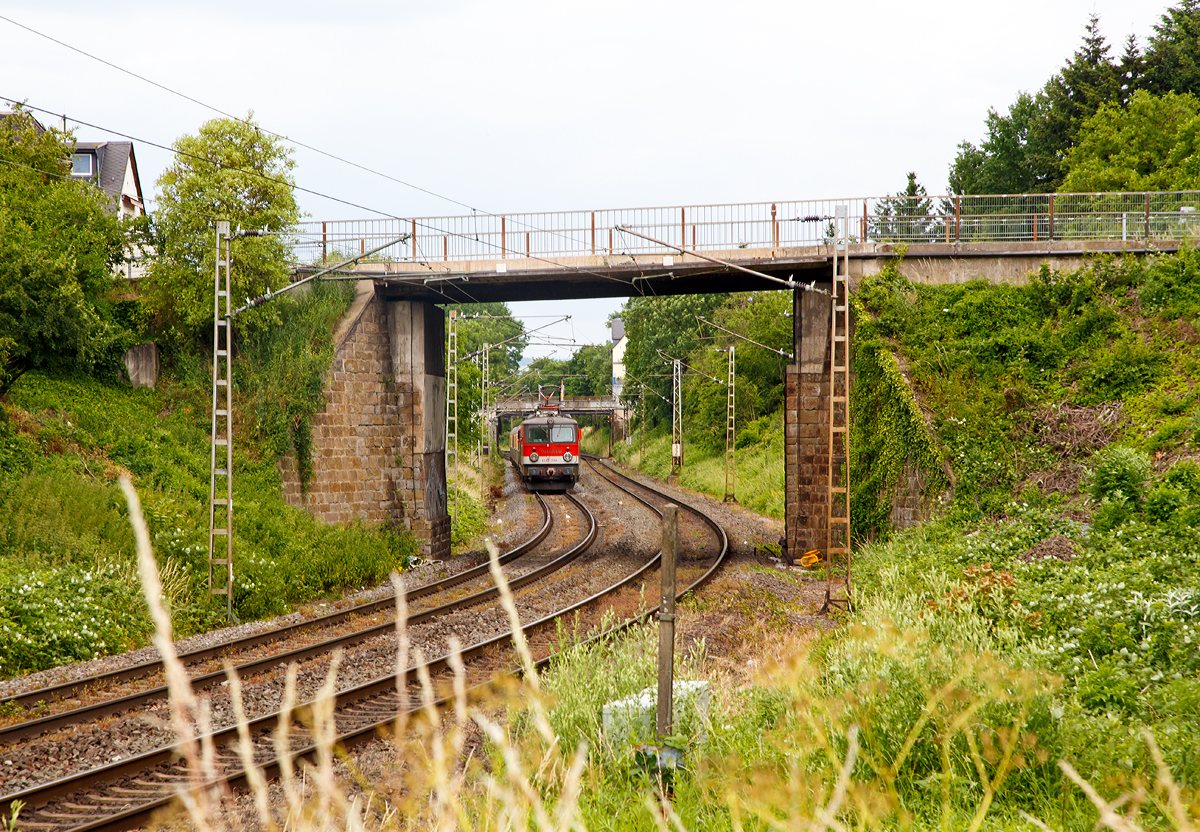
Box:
left=70, top=141, right=145, bottom=221
left=611, top=317, right=627, bottom=399
left=71, top=141, right=147, bottom=280
left=2, top=114, right=145, bottom=222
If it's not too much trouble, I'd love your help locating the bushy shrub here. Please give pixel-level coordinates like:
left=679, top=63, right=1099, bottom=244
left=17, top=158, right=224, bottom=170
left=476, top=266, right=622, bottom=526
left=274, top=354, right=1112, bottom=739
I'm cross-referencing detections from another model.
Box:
left=0, top=563, right=152, bottom=675
left=1163, top=458, right=1200, bottom=495
left=1139, top=245, right=1200, bottom=321
left=734, top=413, right=775, bottom=450
left=1087, top=445, right=1152, bottom=504
left=1081, top=337, right=1166, bottom=403
left=1093, top=495, right=1136, bottom=531
left=1145, top=484, right=1188, bottom=522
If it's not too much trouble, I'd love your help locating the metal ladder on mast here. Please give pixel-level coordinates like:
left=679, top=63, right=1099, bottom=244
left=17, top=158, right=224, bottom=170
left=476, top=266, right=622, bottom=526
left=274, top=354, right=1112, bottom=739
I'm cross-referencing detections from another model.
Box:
left=208, top=222, right=234, bottom=621
left=446, top=310, right=458, bottom=528
left=480, top=343, right=490, bottom=501
left=824, top=205, right=853, bottom=613
left=723, top=346, right=736, bottom=502
left=670, top=358, right=683, bottom=477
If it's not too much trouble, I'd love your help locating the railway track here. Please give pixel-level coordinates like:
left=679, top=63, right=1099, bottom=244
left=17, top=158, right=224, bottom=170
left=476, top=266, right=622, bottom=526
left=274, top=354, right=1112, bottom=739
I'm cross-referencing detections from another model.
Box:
left=2, top=462, right=727, bottom=831
left=0, top=494, right=557, bottom=748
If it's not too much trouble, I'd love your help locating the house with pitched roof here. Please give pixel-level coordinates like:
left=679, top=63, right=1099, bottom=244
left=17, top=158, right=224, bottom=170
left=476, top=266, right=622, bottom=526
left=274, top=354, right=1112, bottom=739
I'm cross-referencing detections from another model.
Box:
left=70, top=141, right=144, bottom=220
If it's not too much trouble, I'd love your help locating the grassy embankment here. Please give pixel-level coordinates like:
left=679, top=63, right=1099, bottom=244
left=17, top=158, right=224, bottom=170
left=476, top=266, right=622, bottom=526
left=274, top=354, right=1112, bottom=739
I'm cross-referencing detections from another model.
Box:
left=553, top=249, right=1200, bottom=829
left=0, top=283, right=429, bottom=678
left=605, top=418, right=786, bottom=519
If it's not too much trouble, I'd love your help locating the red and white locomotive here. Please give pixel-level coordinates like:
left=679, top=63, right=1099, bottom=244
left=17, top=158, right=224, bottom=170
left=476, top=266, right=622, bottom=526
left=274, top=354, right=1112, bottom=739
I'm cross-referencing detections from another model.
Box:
left=509, top=390, right=580, bottom=492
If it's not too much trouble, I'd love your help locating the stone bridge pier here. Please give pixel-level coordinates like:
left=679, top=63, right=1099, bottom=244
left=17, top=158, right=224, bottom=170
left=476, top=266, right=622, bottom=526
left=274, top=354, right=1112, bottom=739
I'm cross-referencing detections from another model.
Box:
left=280, top=284, right=450, bottom=558
left=784, top=284, right=833, bottom=561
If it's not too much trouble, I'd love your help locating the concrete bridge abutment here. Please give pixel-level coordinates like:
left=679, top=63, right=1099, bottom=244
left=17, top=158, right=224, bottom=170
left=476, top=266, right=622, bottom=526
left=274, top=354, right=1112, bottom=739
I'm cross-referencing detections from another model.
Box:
left=784, top=285, right=833, bottom=562
left=280, top=284, right=450, bottom=558
left=388, top=300, right=451, bottom=557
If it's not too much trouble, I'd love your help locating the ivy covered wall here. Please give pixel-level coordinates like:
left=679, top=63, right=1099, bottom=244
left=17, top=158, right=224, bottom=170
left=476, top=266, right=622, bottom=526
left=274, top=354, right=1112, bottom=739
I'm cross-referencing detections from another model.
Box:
left=850, top=280, right=951, bottom=540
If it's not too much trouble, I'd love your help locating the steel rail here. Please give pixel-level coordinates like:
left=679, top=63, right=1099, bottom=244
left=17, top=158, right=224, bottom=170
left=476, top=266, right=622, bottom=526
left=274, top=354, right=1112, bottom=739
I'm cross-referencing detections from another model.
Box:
left=6, top=467, right=725, bottom=832
left=1, top=489, right=595, bottom=821
left=0, top=496, right=553, bottom=733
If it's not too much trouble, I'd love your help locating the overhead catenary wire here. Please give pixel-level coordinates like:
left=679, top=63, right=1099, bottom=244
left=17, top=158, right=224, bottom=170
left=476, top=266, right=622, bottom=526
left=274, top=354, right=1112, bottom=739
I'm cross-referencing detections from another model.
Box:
left=619, top=372, right=671, bottom=405
left=656, top=348, right=726, bottom=387
left=457, top=317, right=568, bottom=365
left=229, top=235, right=408, bottom=318
left=697, top=315, right=794, bottom=359
left=6, top=95, right=656, bottom=302
left=2, top=95, right=409, bottom=223
left=615, top=224, right=833, bottom=297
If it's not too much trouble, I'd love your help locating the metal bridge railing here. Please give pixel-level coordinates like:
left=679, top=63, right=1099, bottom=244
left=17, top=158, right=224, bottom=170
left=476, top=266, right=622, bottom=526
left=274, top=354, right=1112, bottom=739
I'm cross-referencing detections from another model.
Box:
left=289, top=191, right=1200, bottom=267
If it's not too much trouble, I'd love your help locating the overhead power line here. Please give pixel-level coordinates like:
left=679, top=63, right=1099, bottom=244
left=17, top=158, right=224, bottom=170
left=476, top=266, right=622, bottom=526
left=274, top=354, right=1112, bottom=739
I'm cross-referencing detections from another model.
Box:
left=0, top=12, right=478, bottom=216
left=698, top=315, right=794, bottom=359
left=2, top=95, right=653, bottom=300
left=0, top=13, right=601, bottom=256
left=2, top=95, right=407, bottom=222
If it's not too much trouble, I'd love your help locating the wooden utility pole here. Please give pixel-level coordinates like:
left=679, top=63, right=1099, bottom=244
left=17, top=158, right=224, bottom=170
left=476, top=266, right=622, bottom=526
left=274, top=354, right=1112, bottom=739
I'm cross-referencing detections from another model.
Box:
left=656, top=504, right=678, bottom=739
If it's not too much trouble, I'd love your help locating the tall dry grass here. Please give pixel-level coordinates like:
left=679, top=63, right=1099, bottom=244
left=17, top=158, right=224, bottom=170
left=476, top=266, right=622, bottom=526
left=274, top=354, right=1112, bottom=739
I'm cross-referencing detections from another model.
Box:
left=87, top=476, right=1197, bottom=832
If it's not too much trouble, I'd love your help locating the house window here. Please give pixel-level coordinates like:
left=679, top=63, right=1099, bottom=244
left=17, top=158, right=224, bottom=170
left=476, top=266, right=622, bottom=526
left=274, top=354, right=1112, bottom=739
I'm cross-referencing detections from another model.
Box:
left=71, top=153, right=93, bottom=176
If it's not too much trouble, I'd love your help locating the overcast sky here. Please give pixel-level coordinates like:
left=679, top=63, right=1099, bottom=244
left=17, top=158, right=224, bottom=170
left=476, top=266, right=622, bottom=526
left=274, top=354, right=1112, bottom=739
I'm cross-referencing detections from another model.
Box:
left=2, top=0, right=1169, bottom=358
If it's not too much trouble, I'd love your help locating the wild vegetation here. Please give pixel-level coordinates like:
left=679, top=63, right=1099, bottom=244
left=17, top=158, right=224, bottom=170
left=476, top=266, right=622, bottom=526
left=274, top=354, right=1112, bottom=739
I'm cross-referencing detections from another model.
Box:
left=0, top=108, right=134, bottom=397
left=100, top=493, right=1197, bottom=832
left=0, top=284, right=415, bottom=677
left=138, top=113, right=302, bottom=352
left=601, top=242, right=1200, bottom=826
left=3, top=3, right=1200, bottom=826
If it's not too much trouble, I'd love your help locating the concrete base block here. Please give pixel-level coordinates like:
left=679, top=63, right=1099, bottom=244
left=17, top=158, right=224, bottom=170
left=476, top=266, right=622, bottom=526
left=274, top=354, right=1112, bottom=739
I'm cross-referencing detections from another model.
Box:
left=602, top=680, right=710, bottom=750
left=121, top=342, right=160, bottom=389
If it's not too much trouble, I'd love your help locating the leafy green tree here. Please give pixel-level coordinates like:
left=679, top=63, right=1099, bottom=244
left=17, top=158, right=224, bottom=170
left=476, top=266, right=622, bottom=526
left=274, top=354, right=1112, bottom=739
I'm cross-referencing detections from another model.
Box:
left=513, top=355, right=569, bottom=403
left=1061, top=90, right=1200, bottom=192
left=1142, top=0, right=1200, bottom=97
left=572, top=343, right=613, bottom=397
left=685, top=291, right=791, bottom=451
left=872, top=172, right=939, bottom=241
left=450, top=302, right=525, bottom=449
left=143, top=114, right=300, bottom=347
left=949, top=15, right=1121, bottom=194
left=1119, top=34, right=1146, bottom=102
left=0, top=109, right=128, bottom=396
left=948, top=93, right=1059, bottom=195
left=455, top=302, right=525, bottom=379
left=620, top=293, right=727, bottom=424
left=1040, top=15, right=1122, bottom=153
left=504, top=343, right=610, bottom=403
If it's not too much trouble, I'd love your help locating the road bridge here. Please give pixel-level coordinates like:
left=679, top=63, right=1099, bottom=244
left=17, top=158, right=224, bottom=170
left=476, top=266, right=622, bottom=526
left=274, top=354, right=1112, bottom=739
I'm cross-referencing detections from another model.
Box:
left=296, top=191, right=1199, bottom=303
left=279, top=190, right=1200, bottom=558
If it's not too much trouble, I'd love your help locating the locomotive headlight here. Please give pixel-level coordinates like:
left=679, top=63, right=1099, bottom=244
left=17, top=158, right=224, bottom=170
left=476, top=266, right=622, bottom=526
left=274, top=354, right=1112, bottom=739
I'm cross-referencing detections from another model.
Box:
left=529, top=451, right=539, bottom=462
left=563, top=451, right=573, bottom=462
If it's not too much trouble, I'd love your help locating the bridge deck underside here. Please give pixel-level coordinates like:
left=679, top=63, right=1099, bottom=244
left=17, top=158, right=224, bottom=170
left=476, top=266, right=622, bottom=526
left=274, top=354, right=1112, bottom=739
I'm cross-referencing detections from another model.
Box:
left=318, top=239, right=1162, bottom=304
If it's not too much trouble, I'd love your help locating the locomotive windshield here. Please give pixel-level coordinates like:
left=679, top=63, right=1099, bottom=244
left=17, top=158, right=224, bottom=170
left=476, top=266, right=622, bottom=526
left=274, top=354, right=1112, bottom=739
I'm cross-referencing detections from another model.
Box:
left=524, top=424, right=576, bottom=443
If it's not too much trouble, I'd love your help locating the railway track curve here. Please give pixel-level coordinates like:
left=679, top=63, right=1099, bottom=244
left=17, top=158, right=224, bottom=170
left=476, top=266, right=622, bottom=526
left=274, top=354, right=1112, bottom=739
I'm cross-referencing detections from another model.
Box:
left=3, top=462, right=727, bottom=831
